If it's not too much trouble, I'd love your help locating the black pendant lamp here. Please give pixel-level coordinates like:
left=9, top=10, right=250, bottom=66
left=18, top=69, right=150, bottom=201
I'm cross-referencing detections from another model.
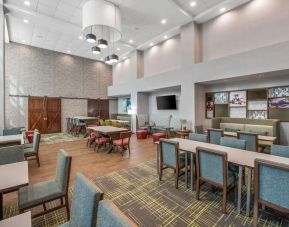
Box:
left=92, top=46, right=101, bottom=55
left=86, top=26, right=96, bottom=43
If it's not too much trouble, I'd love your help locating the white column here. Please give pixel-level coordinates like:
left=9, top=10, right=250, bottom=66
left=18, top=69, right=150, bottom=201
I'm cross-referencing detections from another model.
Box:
left=0, top=3, right=5, bottom=135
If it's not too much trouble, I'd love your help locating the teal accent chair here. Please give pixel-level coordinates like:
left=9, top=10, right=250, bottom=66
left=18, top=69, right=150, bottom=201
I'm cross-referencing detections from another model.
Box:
left=3, top=127, right=22, bottom=136
left=0, top=145, right=24, bottom=165
left=196, top=147, right=237, bottom=213
left=271, top=144, right=289, bottom=158
left=188, top=133, right=207, bottom=143
left=24, top=131, right=41, bottom=167
left=59, top=173, right=104, bottom=227
left=96, top=200, right=137, bottom=227
left=159, top=139, right=189, bottom=189
left=253, top=159, right=289, bottom=227
left=207, top=128, right=224, bottom=145
left=19, top=150, right=72, bottom=219
left=237, top=131, right=258, bottom=152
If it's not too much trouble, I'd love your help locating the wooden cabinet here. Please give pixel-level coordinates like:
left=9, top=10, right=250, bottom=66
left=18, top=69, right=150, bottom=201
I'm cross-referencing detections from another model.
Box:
left=28, top=96, right=61, bottom=134
left=87, top=99, right=109, bottom=119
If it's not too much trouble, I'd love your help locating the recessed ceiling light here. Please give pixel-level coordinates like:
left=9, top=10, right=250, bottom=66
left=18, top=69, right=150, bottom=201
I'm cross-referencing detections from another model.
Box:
left=117, top=48, right=120, bottom=51
left=129, top=39, right=134, bottom=43
left=164, top=35, right=168, bottom=39
left=190, top=1, right=196, bottom=7
left=78, top=36, right=83, bottom=40
left=67, top=50, right=71, bottom=53
left=23, top=19, right=29, bottom=24
left=220, top=7, right=226, bottom=12
left=161, top=19, right=167, bottom=24
left=150, top=43, right=154, bottom=46
left=24, top=1, right=30, bottom=6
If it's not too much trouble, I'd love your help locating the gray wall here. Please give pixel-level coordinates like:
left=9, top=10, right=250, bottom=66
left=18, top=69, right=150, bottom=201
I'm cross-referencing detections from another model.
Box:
left=5, top=42, right=112, bottom=131
left=0, top=4, right=4, bottom=135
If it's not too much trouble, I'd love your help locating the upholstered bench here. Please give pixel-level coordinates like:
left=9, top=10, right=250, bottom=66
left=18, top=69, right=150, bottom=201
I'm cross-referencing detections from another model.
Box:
left=136, top=130, right=148, bottom=139
left=152, top=132, right=166, bottom=142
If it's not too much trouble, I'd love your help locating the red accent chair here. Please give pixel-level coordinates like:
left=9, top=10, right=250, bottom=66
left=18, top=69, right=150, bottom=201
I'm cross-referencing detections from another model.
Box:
left=112, top=131, right=132, bottom=156
left=86, top=132, right=97, bottom=147
left=94, top=136, right=111, bottom=152
left=152, top=132, right=166, bottom=142
left=136, top=130, right=148, bottom=139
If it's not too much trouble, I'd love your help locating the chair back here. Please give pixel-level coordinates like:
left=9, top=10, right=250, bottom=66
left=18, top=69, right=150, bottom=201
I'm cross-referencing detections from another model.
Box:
left=207, top=128, right=224, bottom=145
left=188, top=133, right=207, bottom=143
left=220, top=137, right=246, bottom=150
left=194, top=125, right=204, bottom=134
left=237, top=131, right=258, bottom=152
left=32, top=131, right=41, bottom=153
left=196, top=147, right=227, bottom=187
left=96, top=200, right=137, bottom=227
left=120, top=131, right=132, bottom=144
left=70, top=173, right=104, bottom=227
left=159, top=139, right=179, bottom=169
left=55, top=149, right=72, bottom=193
left=271, top=144, right=289, bottom=158
left=0, top=145, right=24, bottom=165
left=3, top=127, right=22, bottom=136
left=254, top=159, right=289, bottom=211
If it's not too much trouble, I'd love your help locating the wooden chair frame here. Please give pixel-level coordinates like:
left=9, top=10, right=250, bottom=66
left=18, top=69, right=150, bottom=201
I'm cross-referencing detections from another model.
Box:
left=196, top=147, right=236, bottom=214
left=207, top=128, right=224, bottom=144
left=237, top=131, right=258, bottom=152
left=113, top=131, right=132, bottom=157
left=253, top=159, right=289, bottom=227
left=20, top=156, right=72, bottom=219
left=25, top=133, right=41, bottom=167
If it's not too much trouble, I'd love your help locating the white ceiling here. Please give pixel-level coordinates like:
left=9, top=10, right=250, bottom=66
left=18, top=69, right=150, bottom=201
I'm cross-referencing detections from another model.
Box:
left=3, top=0, right=250, bottom=61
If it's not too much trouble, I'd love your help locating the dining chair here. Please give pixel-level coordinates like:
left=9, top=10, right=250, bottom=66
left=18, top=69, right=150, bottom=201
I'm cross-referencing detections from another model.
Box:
left=159, top=139, right=189, bottom=189
left=3, top=127, right=23, bottom=136
left=253, top=159, right=289, bottom=227
left=59, top=173, right=104, bottom=227
left=96, top=200, right=137, bottom=227
left=188, top=133, right=207, bottom=143
left=112, top=131, right=132, bottom=156
left=271, top=144, right=289, bottom=158
left=237, top=131, right=258, bottom=152
left=196, top=147, right=237, bottom=213
left=194, top=125, right=204, bottom=134
left=24, top=131, right=41, bottom=167
left=207, top=128, right=224, bottom=145
left=94, top=134, right=111, bottom=152
left=19, top=149, right=72, bottom=219
left=76, top=119, right=86, bottom=136
left=0, top=145, right=24, bottom=165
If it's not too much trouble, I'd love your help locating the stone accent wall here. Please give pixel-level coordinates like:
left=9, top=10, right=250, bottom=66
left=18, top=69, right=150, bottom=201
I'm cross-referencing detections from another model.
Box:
left=5, top=42, right=112, bottom=131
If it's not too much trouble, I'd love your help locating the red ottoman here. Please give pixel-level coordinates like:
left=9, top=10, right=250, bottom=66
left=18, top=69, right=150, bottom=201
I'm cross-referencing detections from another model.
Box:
left=152, top=132, right=166, bottom=142
left=136, top=130, right=148, bottom=139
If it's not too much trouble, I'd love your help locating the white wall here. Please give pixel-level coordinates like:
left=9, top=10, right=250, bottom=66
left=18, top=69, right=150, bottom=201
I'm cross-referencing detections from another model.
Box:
left=149, top=87, right=181, bottom=117
left=117, top=96, right=131, bottom=114
left=201, top=0, right=289, bottom=61
left=143, top=35, right=181, bottom=77
left=0, top=5, right=4, bottom=135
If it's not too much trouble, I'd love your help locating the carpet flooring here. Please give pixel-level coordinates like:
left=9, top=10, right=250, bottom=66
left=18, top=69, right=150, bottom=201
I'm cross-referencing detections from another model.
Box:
left=40, top=133, right=83, bottom=145
left=3, top=161, right=289, bottom=227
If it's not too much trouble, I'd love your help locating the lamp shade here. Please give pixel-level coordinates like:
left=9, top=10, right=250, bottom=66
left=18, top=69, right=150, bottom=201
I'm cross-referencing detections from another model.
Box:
left=86, top=33, right=96, bottom=43
left=98, top=39, right=108, bottom=49
left=92, top=46, right=101, bottom=54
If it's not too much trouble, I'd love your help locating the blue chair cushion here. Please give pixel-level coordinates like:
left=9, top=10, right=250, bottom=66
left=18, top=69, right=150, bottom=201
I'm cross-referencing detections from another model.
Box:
left=271, top=144, right=289, bottom=158
left=189, top=133, right=207, bottom=143
left=0, top=145, right=24, bottom=165
left=18, top=181, right=64, bottom=209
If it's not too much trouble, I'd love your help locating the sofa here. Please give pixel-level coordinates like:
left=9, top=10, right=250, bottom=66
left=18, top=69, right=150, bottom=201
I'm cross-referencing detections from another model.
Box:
left=211, top=117, right=280, bottom=144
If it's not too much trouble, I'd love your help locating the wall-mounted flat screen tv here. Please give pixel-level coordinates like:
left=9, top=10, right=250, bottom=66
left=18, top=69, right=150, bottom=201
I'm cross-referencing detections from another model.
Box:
left=156, top=95, right=177, bottom=110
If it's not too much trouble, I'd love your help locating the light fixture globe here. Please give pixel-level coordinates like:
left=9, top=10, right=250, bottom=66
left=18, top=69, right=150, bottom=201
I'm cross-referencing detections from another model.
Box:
left=110, top=54, right=119, bottom=63
left=92, top=46, right=101, bottom=55
left=98, top=39, right=108, bottom=49
left=104, top=56, right=111, bottom=64
left=86, top=33, right=96, bottom=43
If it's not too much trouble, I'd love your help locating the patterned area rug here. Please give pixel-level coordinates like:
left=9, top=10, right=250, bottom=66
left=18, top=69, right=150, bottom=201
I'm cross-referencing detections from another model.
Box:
left=40, top=133, right=83, bottom=145
left=3, top=161, right=289, bottom=227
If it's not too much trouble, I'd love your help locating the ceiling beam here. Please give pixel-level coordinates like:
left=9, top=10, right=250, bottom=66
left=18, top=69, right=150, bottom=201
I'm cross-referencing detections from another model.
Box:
left=167, top=0, right=193, bottom=19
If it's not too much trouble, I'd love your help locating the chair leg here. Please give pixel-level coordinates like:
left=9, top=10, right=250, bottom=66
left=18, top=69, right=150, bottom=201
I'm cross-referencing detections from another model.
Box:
left=128, top=145, right=131, bottom=157
left=43, top=203, right=47, bottom=211
left=222, top=187, right=227, bottom=214
left=175, top=169, right=179, bottom=189
left=253, top=202, right=259, bottom=227
left=36, top=154, right=40, bottom=167
left=65, top=195, right=70, bottom=221
left=196, top=179, right=200, bottom=200
left=159, top=164, right=163, bottom=181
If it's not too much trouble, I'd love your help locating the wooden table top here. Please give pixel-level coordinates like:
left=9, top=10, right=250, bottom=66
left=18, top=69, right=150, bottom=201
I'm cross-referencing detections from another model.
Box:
left=87, top=126, right=128, bottom=134
left=0, top=212, right=31, bottom=227
left=109, top=119, right=130, bottom=124
left=165, top=138, right=289, bottom=168
left=72, top=116, right=98, bottom=120
left=223, top=131, right=276, bottom=142
left=0, top=134, right=24, bottom=145
left=0, top=161, right=29, bottom=193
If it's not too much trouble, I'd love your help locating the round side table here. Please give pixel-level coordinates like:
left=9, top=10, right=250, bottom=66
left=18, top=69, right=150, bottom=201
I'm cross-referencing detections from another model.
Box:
left=176, top=130, right=191, bottom=139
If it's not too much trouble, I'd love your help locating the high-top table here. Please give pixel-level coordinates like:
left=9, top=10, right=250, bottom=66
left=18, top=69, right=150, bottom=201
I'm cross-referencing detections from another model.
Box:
left=0, top=134, right=24, bottom=146
left=72, top=116, right=98, bottom=121
left=156, top=138, right=289, bottom=216
left=0, top=211, right=31, bottom=227
left=0, top=161, right=29, bottom=220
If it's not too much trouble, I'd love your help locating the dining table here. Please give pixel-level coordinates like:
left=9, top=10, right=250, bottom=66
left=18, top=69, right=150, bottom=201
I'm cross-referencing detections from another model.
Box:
left=155, top=138, right=289, bottom=216
left=0, top=161, right=29, bottom=220
left=0, top=211, right=31, bottom=227
left=0, top=134, right=24, bottom=146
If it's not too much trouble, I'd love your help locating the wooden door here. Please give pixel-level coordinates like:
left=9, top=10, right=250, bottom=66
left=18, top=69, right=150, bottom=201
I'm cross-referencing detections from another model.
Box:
left=87, top=99, right=109, bottom=119
left=98, top=99, right=109, bottom=119
left=28, top=96, right=61, bottom=134
left=87, top=99, right=99, bottom=117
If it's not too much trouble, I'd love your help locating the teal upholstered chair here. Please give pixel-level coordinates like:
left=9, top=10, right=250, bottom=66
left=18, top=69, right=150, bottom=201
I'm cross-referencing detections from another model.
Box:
left=196, top=147, right=237, bottom=213
left=271, top=144, right=289, bottom=158
left=19, top=149, right=72, bottom=219
left=0, top=145, right=24, bottom=165
left=3, top=127, right=22, bottom=136
left=189, top=133, right=207, bottom=143
left=159, top=139, right=189, bottom=189
left=59, top=173, right=104, bottom=227
left=96, top=200, right=137, bottom=227
left=207, top=128, right=224, bottom=145
left=24, top=131, right=41, bottom=167
left=253, top=159, right=289, bottom=227
left=237, top=131, right=258, bottom=152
